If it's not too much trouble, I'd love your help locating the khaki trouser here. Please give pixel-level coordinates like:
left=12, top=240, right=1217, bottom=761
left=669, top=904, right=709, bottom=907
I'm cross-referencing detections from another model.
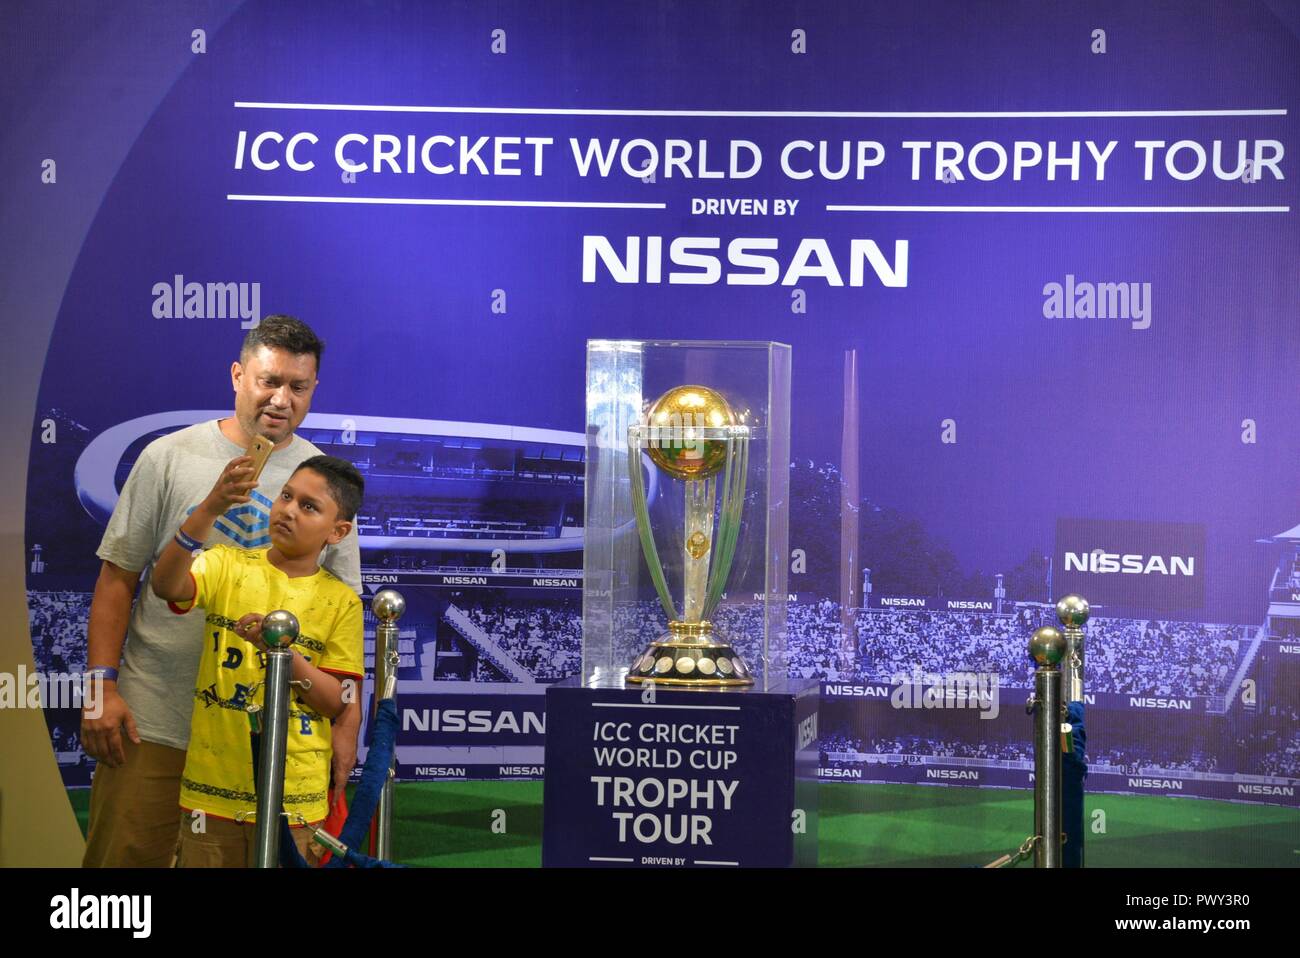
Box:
left=82, top=738, right=187, bottom=868
left=83, top=737, right=328, bottom=868
left=176, top=810, right=325, bottom=867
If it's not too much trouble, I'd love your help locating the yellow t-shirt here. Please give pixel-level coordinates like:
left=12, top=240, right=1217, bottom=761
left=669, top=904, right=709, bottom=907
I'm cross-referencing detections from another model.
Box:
left=169, top=544, right=363, bottom=824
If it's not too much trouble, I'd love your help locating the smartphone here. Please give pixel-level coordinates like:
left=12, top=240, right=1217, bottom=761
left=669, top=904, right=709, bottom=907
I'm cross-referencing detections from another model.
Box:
left=245, top=434, right=275, bottom=484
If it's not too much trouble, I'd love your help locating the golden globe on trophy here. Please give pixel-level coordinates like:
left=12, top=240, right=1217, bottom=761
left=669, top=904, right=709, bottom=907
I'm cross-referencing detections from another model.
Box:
left=624, top=384, right=755, bottom=687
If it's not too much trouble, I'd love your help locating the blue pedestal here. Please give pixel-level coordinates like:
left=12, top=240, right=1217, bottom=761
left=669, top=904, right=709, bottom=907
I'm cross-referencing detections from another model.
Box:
left=542, top=676, right=819, bottom=868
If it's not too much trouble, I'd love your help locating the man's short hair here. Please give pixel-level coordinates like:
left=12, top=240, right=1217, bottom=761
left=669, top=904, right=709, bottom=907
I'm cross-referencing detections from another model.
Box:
left=241, top=315, right=325, bottom=372
left=293, top=455, right=364, bottom=522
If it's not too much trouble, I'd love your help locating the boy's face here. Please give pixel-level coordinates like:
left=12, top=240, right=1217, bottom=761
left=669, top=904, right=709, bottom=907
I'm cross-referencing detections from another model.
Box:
left=269, top=468, right=351, bottom=557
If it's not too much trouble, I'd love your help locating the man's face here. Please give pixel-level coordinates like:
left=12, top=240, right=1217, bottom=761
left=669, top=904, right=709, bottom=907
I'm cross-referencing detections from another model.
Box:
left=269, top=468, right=350, bottom=556
left=231, top=346, right=318, bottom=444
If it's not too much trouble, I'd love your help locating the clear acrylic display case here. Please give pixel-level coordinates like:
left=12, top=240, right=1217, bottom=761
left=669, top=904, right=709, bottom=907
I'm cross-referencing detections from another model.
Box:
left=582, top=340, right=791, bottom=690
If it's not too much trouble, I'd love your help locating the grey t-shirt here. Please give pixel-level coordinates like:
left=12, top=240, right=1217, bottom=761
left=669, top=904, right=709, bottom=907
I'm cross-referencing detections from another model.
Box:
left=95, top=419, right=363, bottom=750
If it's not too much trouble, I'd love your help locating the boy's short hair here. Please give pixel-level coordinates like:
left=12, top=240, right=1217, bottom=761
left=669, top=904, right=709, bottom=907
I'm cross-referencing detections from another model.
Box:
left=294, top=455, right=364, bottom=522
left=241, top=314, right=325, bottom=372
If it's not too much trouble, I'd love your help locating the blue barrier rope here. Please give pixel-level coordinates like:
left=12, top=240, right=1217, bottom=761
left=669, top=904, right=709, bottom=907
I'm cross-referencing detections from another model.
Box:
left=1062, top=700, right=1088, bottom=868
left=252, top=696, right=404, bottom=868
left=322, top=697, right=402, bottom=868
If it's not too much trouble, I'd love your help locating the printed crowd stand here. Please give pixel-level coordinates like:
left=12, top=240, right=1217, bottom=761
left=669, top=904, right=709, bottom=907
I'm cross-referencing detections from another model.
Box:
left=542, top=676, right=820, bottom=868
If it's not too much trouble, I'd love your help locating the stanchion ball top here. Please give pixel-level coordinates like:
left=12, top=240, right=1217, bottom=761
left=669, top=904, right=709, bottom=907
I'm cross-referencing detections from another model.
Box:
left=1055, top=594, right=1089, bottom=627
left=261, top=610, right=300, bottom=647
left=372, top=589, right=406, bottom=622
left=1029, top=627, right=1067, bottom=667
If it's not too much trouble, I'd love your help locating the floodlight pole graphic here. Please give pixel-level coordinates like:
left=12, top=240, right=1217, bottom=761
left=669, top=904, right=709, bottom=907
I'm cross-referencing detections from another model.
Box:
left=840, top=349, right=860, bottom=667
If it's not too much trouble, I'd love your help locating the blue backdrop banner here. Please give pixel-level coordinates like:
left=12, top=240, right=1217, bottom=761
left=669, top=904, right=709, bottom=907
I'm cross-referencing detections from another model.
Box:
left=18, top=0, right=1299, bottom=810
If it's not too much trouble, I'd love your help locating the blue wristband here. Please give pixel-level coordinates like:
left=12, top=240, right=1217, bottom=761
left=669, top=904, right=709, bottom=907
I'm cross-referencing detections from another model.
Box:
left=175, top=529, right=204, bottom=552
left=85, top=667, right=119, bottom=683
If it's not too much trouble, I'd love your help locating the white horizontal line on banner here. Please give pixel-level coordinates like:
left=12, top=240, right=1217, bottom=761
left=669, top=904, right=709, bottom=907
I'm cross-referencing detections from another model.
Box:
left=694, top=860, right=740, bottom=866
left=591, top=702, right=743, bottom=711
left=234, top=102, right=1287, bottom=118
left=226, top=194, right=664, bottom=209
left=588, top=856, right=634, bottom=862
left=827, top=205, right=1291, bottom=213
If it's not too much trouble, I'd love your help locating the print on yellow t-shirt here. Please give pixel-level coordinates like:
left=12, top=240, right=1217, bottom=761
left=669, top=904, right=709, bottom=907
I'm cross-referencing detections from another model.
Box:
left=169, top=544, right=363, bottom=823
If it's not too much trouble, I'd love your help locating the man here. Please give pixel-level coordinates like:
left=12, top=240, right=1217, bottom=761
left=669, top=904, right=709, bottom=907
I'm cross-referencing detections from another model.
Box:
left=79, top=315, right=363, bottom=867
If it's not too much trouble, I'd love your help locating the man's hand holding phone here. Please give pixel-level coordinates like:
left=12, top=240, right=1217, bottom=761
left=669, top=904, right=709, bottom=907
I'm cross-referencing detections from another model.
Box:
left=198, top=455, right=260, bottom=519
left=152, top=455, right=261, bottom=610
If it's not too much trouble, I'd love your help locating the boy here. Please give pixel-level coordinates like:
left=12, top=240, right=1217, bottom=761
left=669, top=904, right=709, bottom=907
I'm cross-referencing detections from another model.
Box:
left=151, top=453, right=365, bottom=867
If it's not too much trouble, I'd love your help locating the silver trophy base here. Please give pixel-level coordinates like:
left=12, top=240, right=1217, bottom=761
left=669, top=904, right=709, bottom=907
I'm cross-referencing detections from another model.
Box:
left=625, top=635, right=754, bottom=687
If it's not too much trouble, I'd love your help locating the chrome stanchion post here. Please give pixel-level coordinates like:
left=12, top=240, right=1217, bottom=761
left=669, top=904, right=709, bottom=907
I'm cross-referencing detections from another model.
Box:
left=1055, top=594, right=1089, bottom=703
left=1029, top=626, right=1066, bottom=869
left=371, top=589, right=405, bottom=860
left=1056, top=594, right=1089, bottom=868
left=253, top=610, right=299, bottom=869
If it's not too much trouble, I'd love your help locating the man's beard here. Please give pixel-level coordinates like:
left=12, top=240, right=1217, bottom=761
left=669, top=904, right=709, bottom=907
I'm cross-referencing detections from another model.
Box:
left=242, top=407, right=291, bottom=440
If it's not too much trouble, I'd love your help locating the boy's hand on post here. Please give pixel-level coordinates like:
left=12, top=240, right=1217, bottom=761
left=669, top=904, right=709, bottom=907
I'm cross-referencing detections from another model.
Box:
left=235, top=612, right=268, bottom=651
left=200, top=456, right=259, bottom=517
